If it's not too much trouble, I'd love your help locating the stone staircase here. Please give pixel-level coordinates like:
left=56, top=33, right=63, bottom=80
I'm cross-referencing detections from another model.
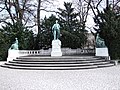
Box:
left=1, top=56, right=114, bottom=70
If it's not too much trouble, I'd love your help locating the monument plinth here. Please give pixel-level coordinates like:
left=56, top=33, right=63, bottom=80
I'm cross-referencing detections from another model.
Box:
left=51, top=39, right=62, bottom=56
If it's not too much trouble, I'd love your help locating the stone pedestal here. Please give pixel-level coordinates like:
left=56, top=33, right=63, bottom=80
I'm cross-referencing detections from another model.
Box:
left=51, top=39, right=62, bottom=56
left=96, top=48, right=109, bottom=57
left=7, top=50, right=19, bottom=62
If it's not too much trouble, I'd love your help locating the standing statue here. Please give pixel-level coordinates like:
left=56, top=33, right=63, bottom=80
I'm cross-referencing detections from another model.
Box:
left=96, top=34, right=106, bottom=48
left=9, top=38, right=19, bottom=50
left=52, top=20, right=60, bottom=40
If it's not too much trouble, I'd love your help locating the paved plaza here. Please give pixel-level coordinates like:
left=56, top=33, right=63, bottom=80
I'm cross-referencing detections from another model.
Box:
left=0, top=63, right=120, bottom=90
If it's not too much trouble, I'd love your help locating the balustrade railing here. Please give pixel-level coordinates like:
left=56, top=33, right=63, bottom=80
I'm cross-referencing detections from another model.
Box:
left=7, top=48, right=95, bottom=62
left=19, top=50, right=41, bottom=56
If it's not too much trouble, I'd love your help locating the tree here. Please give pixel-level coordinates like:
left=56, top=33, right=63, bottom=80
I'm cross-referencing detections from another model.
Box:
left=58, top=2, right=87, bottom=48
left=40, top=14, right=57, bottom=49
left=89, top=0, right=120, bottom=59
left=0, top=0, right=56, bottom=50
left=34, top=0, right=56, bottom=49
left=94, top=6, right=120, bottom=59
left=0, top=0, right=36, bottom=27
left=72, top=0, right=91, bottom=30
left=0, top=22, right=34, bottom=61
left=58, top=2, right=79, bottom=32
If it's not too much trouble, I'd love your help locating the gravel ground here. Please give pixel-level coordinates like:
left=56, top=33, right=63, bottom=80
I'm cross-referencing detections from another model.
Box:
left=0, top=65, right=120, bottom=90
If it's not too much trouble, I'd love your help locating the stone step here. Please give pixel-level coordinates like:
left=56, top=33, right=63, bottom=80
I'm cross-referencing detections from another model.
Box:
left=9, top=60, right=108, bottom=64
left=1, top=63, right=114, bottom=70
left=1, top=56, right=114, bottom=70
left=17, top=56, right=100, bottom=60
left=14, top=58, right=105, bottom=62
left=5, top=61, right=111, bottom=67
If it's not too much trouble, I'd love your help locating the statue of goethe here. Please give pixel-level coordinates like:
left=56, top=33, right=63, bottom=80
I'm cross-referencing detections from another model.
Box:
left=52, top=20, right=60, bottom=40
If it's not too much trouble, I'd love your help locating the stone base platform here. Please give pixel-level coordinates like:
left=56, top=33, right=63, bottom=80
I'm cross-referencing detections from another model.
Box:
left=1, top=55, right=114, bottom=70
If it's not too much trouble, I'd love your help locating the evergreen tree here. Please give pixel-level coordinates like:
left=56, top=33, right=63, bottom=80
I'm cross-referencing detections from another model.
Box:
left=58, top=2, right=78, bottom=32
left=0, top=22, right=34, bottom=61
left=94, top=6, right=120, bottom=59
left=58, top=2, right=87, bottom=48
left=40, top=14, right=57, bottom=49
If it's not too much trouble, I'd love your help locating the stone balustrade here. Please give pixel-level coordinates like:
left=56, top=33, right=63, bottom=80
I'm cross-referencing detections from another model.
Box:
left=19, top=50, right=41, bottom=56
left=7, top=48, right=95, bottom=62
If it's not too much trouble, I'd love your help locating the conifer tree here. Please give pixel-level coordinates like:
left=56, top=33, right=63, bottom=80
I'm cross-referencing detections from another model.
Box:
left=94, top=6, right=120, bottom=59
left=58, top=2, right=87, bottom=48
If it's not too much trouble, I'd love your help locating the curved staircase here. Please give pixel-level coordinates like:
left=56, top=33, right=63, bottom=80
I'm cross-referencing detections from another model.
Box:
left=1, top=56, right=114, bottom=70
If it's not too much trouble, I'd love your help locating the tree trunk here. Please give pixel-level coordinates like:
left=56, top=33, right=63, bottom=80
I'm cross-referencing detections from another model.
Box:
left=106, top=0, right=109, bottom=9
left=35, top=0, right=41, bottom=49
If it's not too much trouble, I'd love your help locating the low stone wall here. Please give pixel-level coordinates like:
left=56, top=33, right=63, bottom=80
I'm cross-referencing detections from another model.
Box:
left=7, top=48, right=95, bottom=62
left=22, top=48, right=95, bottom=56
left=61, top=48, right=95, bottom=55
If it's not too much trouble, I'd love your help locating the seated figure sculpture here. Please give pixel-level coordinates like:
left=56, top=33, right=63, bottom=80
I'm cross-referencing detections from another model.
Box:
left=96, top=34, right=106, bottom=48
left=52, top=20, right=60, bottom=40
left=9, top=38, right=19, bottom=50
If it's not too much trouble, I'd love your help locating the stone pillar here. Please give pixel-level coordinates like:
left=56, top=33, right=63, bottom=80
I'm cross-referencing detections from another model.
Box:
left=51, top=39, right=62, bottom=56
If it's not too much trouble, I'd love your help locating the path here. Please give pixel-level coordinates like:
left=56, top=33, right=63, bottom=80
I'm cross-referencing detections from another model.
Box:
left=0, top=65, right=120, bottom=90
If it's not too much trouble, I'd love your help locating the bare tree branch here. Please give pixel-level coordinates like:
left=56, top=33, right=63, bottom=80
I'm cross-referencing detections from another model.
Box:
left=40, top=8, right=57, bottom=13
left=26, top=24, right=37, bottom=28
left=0, top=7, right=5, bottom=12
left=0, top=0, right=56, bottom=32
left=5, top=0, right=15, bottom=23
